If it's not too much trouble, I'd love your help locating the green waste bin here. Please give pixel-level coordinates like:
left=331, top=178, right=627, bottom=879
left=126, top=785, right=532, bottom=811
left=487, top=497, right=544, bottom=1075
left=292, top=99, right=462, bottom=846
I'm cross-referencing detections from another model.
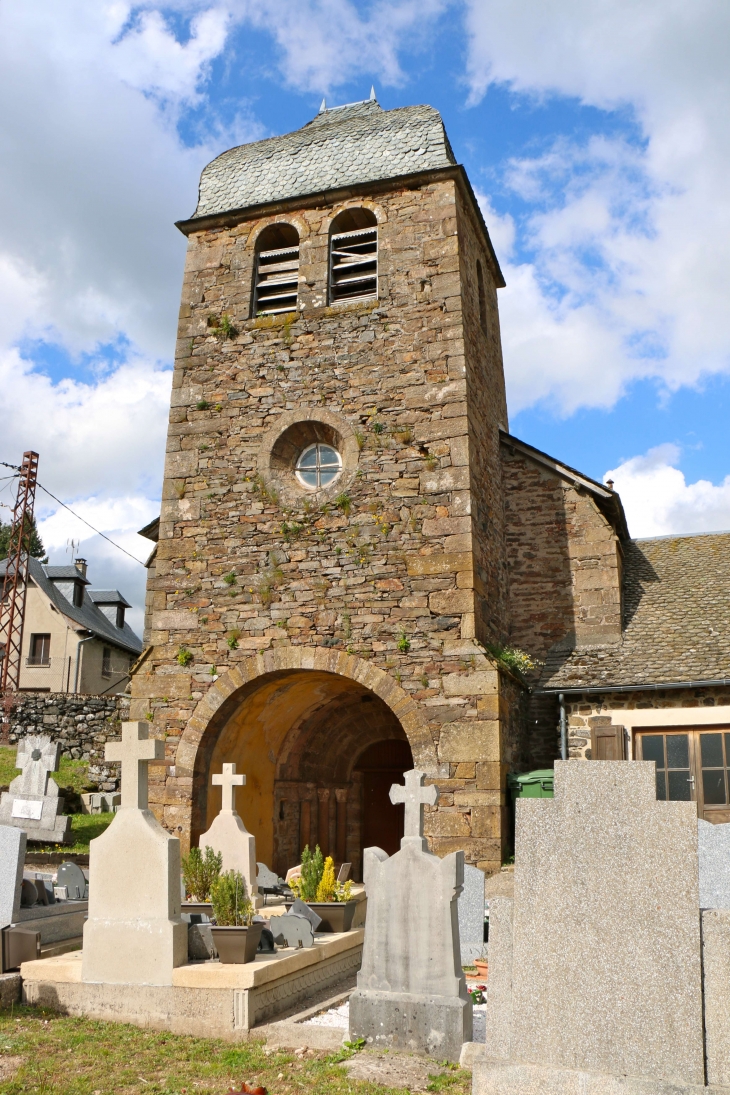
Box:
left=507, top=769, right=555, bottom=801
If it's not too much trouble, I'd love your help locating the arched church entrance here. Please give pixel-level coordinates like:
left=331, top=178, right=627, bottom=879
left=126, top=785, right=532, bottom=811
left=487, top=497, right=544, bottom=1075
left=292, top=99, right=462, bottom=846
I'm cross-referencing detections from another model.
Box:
left=188, top=667, right=413, bottom=881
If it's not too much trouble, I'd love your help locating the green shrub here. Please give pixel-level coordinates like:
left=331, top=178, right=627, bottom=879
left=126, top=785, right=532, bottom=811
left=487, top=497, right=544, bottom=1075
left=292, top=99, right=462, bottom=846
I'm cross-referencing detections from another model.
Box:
left=210, top=870, right=252, bottom=926
left=181, top=845, right=222, bottom=901
left=299, top=843, right=324, bottom=902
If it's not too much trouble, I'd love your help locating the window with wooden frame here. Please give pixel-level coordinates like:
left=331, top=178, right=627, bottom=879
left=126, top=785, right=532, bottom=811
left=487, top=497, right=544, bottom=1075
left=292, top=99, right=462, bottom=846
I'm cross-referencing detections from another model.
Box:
left=253, top=223, right=300, bottom=316
left=28, top=633, right=51, bottom=666
left=329, top=208, right=378, bottom=304
left=102, top=646, right=112, bottom=678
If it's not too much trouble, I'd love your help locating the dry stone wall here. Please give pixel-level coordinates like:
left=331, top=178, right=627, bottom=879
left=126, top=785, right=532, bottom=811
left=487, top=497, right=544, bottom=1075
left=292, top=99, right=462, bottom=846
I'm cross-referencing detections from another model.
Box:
left=3, top=692, right=128, bottom=790
left=132, top=174, right=524, bottom=874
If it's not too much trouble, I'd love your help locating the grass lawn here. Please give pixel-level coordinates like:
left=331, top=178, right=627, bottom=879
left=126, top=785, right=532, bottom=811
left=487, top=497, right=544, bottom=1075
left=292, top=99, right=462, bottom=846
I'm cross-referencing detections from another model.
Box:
left=0, top=1007, right=471, bottom=1095
left=33, top=813, right=115, bottom=854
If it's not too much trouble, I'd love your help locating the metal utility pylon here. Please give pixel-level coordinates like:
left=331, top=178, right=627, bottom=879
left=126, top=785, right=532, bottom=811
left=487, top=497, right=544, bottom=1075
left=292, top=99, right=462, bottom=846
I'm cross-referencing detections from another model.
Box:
left=0, top=451, right=39, bottom=694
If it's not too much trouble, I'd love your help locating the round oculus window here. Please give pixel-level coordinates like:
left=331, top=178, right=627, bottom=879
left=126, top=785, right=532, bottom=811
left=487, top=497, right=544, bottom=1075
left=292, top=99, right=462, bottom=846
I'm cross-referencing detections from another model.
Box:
left=295, top=443, right=342, bottom=490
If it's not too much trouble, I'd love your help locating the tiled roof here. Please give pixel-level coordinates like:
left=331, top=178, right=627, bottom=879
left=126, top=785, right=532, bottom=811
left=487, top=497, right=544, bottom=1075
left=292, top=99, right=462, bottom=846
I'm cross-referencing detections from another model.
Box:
left=44, top=565, right=89, bottom=584
left=0, top=557, right=142, bottom=657
left=190, top=99, right=456, bottom=221
left=540, top=532, right=730, bottom=690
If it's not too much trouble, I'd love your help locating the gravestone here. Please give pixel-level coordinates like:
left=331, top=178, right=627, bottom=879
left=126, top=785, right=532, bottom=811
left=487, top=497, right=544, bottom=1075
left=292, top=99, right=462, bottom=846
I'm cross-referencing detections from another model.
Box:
left=198, top=763, right=259, bottom=906
left=82, top=722, right=187, bottom=986
left=458, top=863, right=485, bottom=965
left=269, top=913, right=314, bottom=949
left=0, top=826, right=26, bottom=928
left=0, top=736, right=71, bottom=843
left=698, top=817, right=730, bottom=908
left=477, top=761, right=704, bottom=1093
left=349, top=768, right=471, bottom=1062
left=56, top=862, right=87, bottom=900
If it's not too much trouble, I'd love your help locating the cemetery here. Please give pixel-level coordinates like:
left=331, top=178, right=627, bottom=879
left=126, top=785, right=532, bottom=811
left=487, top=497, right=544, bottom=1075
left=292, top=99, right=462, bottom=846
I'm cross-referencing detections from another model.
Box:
left=3, top=719, right=730, bottom=1095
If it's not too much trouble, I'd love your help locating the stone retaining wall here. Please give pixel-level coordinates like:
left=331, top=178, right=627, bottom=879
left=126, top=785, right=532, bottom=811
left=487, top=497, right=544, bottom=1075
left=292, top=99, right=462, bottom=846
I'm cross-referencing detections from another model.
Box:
left=3, top=692, right=127, bottom=791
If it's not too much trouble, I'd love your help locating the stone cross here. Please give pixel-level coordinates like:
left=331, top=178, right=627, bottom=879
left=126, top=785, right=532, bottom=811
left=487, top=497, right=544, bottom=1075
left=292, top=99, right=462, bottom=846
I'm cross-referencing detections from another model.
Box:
left=15, top=736, right=61, bottom=798
left=389, top=768, right=438, bottom=840
left=212, top=762, right=245, bottom=812
left=105, top=722, right=165, bottom=810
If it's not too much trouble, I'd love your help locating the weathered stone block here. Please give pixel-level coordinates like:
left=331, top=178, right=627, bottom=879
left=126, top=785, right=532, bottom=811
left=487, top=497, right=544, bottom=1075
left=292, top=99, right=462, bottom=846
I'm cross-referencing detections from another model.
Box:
left=442, top=672, right=498, bottom=696
left=439, top=721, right=500, bottom=762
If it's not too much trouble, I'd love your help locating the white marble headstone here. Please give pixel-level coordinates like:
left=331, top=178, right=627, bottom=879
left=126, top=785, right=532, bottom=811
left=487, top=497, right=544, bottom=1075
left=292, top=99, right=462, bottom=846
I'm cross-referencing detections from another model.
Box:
left=0, top=825, right=26, bottom=928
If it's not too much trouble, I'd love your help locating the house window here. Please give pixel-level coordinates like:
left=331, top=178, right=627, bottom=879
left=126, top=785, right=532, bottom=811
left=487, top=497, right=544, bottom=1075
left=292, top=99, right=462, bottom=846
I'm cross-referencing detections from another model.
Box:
left=73, top=582, right=83, bottom=607
left=253, top=223, right=300, bottom=316
left=477, top=260, right=488, bottom=334
left=295, top=443, right=342, bottom=490
left=329, top=208, right=378, bottom=304
left=115, top=605, right=125, bottom=628
left=28, top=634, right=51, bottom=666
left=102, top=647, right=112, bottom=678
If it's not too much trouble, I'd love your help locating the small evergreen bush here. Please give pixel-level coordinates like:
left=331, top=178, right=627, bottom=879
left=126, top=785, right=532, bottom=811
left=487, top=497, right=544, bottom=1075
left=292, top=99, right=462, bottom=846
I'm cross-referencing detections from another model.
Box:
left=181, top=845, right=222, bottom=901
left=210, top=870, right=252, bottom=926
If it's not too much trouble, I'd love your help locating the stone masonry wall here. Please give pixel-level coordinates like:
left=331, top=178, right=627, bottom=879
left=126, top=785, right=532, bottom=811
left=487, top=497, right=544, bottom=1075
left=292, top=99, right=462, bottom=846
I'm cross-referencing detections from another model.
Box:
left=3, top=692, right=128, bottom=790
left=455, top=186, right=510, bottom=648
left=501, top=447, right=623, bottom=658
left=566, top=686, right=730, bottom=759
left=132, top=174, right=523, bottom=874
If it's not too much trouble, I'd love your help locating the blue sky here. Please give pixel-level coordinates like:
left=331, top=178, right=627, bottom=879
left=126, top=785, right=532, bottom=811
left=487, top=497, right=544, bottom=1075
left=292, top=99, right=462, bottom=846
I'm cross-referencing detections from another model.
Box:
left=1, top=0, right=729, bottom=632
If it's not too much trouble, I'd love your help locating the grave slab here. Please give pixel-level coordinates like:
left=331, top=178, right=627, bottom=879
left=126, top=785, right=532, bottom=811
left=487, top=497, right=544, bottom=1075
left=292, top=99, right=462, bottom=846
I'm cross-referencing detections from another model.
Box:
left=22, top=929, right=363, bottom=1037
left=199, top=763, right=259, bottom=905
left=82, top=722, right=187, bottom=986
left=0, top=737, right=70, bottom=843
left=458, top=863, right=485, bottom=965
left=349, top=769, right=471, bottom=1062
left=482, top=761, right=704, bottom=1089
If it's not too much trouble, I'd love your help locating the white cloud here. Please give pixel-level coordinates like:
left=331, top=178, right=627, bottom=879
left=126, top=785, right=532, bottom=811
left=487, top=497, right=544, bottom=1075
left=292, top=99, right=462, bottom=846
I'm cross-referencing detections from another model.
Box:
left=465, top=0, right=730, bottom=415
left=606, top=444, right=730, bottom=538
left=228, top=0, right=448, bottom=94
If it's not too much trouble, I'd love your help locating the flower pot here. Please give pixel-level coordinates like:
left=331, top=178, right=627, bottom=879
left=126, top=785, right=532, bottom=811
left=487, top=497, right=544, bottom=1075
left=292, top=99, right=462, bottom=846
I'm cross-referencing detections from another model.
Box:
left=284, top=900, right=358, bottom=933
left=474, top=959, right=488, bottom=980
left=182, top=901, right=213, bottom=916
left=211, top=922, right=264, bottom=964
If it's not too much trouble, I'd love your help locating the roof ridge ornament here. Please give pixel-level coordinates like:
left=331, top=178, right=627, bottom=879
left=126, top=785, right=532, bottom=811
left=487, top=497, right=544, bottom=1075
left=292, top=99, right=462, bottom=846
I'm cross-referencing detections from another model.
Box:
left=319, top=97, right=327, bottom=113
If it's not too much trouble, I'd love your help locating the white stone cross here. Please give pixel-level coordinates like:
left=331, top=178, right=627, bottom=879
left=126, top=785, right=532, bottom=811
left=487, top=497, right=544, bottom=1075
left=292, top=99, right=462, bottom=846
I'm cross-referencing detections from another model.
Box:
left=213, top=763, right=245, bottom=813
left=15, top=736, right=61, bottom=798
left=389, top=768, right=438, bottom=840
left=105, top=722, right=165, bottom=810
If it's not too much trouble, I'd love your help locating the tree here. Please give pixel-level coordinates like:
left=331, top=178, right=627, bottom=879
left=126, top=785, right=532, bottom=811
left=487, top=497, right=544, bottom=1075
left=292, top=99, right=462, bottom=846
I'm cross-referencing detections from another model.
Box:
left=0, top=514, right=46, bottom=561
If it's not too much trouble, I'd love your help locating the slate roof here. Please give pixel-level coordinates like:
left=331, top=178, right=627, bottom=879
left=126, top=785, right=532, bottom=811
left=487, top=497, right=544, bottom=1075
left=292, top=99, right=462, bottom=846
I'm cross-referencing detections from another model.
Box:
left=0, top=557, right=142, bottom=657
left=540, top=531, right=730, bottom=691
left=190, top=99, right=457, bottom=221
left=88, top=590, right=131, bottom=608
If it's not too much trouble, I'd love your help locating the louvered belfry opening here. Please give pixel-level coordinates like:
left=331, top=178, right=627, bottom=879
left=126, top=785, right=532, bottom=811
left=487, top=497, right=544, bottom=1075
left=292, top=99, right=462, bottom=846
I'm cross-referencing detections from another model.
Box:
left=329, top=207, right=378, bottom=304
left=253, top=223, right=300, bottom=316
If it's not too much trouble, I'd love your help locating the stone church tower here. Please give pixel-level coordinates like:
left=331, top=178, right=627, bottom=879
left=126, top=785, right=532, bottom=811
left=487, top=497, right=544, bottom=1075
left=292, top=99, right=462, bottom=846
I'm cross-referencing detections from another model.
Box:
left=132, top=96, right=527, bottom=879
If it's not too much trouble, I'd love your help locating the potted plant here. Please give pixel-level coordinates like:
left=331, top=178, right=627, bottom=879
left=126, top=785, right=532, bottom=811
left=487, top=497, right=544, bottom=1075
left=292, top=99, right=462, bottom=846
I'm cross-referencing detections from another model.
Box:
left=210, top=870, right=263, bottom=963
left=182, top=845, right=222, bottom=914
left=474, top=944, right=488, bottom=980
left=285, top=846, right=358, bottom=932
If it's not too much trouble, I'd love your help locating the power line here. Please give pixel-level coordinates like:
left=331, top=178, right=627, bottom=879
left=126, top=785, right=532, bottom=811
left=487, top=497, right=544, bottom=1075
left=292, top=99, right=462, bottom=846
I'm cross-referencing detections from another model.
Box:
left=36, top=482, right=147, bottom=566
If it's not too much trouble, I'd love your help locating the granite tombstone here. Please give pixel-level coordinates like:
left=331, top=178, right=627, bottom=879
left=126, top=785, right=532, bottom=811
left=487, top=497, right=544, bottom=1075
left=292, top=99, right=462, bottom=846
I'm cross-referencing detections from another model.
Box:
left=0, top=736, right=71, bottom=844
left=477, top=761, right=705, bottom=1094
left=82, top=722, right=187, bottom=986
left=458, top=863, right=485, bottom=965
left=198, top=763, right=259, bottom=906
left=349, top=768, right=472, bottom=1061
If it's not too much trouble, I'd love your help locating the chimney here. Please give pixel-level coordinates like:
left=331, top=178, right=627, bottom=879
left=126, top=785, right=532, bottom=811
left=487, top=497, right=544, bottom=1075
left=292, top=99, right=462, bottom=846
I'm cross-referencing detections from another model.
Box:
left=74, top=558, right=88, bottom=578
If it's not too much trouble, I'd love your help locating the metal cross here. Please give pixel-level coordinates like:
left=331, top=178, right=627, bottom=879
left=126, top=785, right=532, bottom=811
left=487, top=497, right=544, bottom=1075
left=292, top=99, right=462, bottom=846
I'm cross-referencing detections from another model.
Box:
left=213, top=762, right=245, bottom=813
left=389, top=769, right=438, bottom=839
left=105, top=722, right=165, bottom=810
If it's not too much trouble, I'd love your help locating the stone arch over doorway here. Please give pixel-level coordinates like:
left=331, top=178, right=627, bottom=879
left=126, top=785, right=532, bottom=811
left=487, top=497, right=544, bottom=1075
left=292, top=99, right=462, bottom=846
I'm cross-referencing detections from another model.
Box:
left=176, top=648, right=436, bottom=879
